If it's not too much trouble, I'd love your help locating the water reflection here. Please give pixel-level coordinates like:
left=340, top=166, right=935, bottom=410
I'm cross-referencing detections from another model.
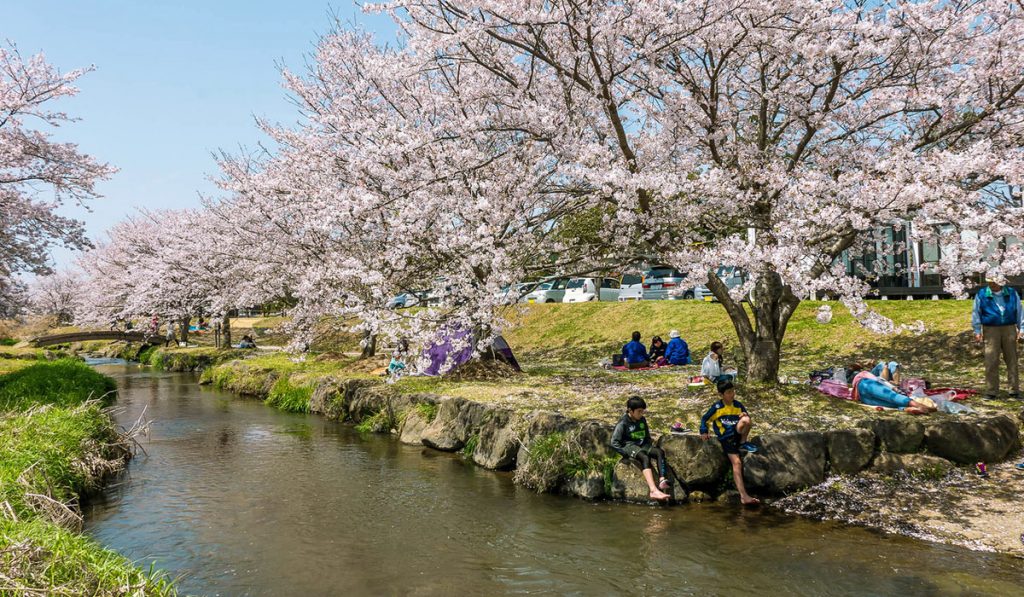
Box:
left=84, top=363, right=1024, bottom=596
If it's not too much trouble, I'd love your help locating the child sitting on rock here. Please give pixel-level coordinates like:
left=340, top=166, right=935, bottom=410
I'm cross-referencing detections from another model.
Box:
left=699, top=380, right=760, bottom=506
left=610, top=396, right=671, bottom=501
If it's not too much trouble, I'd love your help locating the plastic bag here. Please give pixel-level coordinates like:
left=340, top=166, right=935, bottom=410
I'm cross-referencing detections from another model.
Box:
left=931, top=393, right=976, bottom=415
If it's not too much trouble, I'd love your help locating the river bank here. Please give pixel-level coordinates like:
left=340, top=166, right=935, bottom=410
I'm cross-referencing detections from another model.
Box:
left=137, top=344, right=1020, bottom=558
left=0, top=358, right=175, bottom=595
left=19, top=299, right=1024, bottom=557
left=83, top=363, right=1024, bottom=595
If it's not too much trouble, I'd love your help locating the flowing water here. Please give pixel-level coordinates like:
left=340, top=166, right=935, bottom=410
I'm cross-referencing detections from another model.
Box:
left=84, top=362, right=1024, bottom=596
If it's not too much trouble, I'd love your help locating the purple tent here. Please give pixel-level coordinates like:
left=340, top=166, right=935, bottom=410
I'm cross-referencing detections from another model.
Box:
left=420, top=327, right=522, bottom=376
left=421, top=327, right=475, bottom=376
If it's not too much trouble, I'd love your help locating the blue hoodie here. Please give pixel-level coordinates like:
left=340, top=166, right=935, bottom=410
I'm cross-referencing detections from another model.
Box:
left=664, top=337, right=690, bottom=365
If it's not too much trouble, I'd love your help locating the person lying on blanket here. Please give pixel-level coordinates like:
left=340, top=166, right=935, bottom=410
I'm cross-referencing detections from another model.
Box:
left=850, top=369, right=936, bottom=415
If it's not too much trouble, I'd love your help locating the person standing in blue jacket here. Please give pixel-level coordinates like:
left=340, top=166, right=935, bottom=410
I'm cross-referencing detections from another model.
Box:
left=622, top=331, right=649, bottom=368
left=664, top=329, right=691, bottom=365
left=972, top=274, right=1023, bottom=399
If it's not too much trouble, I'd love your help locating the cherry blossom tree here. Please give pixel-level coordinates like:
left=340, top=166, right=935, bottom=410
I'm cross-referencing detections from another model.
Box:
left=0, top=42, right=115, bottom=316
left=313, top=0, right=1022, bottom=381
left=28, top=268, right=79, bottom=324
left=214, top=26, right=613, bottom=360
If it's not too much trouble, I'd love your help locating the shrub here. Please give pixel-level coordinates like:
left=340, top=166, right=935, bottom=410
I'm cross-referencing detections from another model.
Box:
left=355, top=409, right=395, bottom=434
left=415, top=402, right=438, bottom=423
left=0, top=519, right=176, bottom=596
left=462, top=433, right=480, bottom=458
left=265, top=376, right=312, bottom=413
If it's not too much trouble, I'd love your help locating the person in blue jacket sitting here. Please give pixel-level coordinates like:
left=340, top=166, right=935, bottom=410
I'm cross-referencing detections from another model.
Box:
left=622, top=331, right=649, bottom=368
left=664, top=329, right=690, bottom=365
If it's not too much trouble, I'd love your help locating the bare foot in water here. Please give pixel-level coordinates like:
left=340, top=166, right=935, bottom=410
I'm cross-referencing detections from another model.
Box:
left=741, top=495, right=761, bottom=506
left=650, top=489, right=671, bottom=501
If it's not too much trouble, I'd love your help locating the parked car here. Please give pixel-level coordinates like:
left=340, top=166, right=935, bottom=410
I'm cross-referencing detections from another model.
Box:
left=522, top=278, right=570, bottom=303
left=618, top=273, right=644, bottom=301
left=495, top=282, right=538, bottom=305
left=563, top=277, right=621, bottom=302
left=387, top=292, right=425, bottom=309
left=694, top=266, right=748, bottom=301
left=641, top=267, right=698, bottom=300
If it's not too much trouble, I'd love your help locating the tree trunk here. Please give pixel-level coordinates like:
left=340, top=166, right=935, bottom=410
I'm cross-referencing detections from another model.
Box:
left=706, top=270, right=799, bottom=383
left=221, top=313, right=232, bottom=348
left=178, top=316, right=190, bottom=345
left=360, top=332, right=377, bottom=358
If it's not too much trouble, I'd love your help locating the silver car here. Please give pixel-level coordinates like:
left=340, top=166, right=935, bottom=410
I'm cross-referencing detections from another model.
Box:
left=694, top=266, right=747, bottom=301
left=641, top=267, right=697, bottom=300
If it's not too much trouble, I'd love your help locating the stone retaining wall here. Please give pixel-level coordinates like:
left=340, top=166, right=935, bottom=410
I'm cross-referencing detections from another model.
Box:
left=298, top=375, right=1022, bottom=503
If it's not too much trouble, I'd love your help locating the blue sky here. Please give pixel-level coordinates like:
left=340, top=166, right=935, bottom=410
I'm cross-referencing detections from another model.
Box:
left=6, top=1, right=396, bottom=267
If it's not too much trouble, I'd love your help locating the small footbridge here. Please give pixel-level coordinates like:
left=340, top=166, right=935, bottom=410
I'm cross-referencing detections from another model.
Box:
left=30, top=331, right=161, bottom=347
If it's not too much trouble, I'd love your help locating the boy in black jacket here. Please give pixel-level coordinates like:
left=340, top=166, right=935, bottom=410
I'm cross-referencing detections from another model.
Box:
left=610, top=396, right=671, bottom=501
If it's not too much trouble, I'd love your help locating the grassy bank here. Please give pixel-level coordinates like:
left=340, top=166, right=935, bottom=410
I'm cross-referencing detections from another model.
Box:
left=194, top=300, right=1013, bottom=437
left=0, top=360, right=175, bottom=595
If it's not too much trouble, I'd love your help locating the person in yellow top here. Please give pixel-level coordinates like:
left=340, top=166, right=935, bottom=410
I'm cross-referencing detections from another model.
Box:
left=700, top=380, right=759, bottom=505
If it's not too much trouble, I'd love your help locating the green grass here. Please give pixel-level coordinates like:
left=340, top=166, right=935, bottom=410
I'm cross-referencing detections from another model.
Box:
left=0, top=337, right=17, bottom=346
left=0, top=360, right=177, bottom=595
left=354, top=409, right=395, bottom=433
left=146, top=346, right=247, bottom=371
left=461, top=433, right=480, bottom=458
left=0, top=518, right=176, bottom=596
left=502, top=299, right=972, bottom=369
left=265, top=376, right=313, bottom=413
left=0, top=405, right=122, bottom=519
left=0, top=359, right=116, bottom=411
left=415, top=402, right=439, bottom=423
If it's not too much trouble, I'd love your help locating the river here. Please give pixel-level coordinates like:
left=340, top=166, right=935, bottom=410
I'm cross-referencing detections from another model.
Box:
left=83, top=361, right=1024, bottom=596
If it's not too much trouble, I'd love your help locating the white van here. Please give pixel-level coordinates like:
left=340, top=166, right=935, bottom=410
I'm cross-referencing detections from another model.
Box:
left=563, top=277, right=621, bottom=302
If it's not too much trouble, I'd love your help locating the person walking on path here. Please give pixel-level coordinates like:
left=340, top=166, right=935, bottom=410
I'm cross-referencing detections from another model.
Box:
left=972, top=274, right=1023, bottom=399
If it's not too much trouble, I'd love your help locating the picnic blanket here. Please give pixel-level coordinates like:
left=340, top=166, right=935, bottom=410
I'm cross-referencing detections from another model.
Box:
left=924, top=387, right=976, bottom=401
left=612, top=364, right=678, bottom=372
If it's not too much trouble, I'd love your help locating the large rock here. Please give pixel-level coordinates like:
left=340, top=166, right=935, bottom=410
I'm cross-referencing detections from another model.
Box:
left=575, top=420, right=616, bottom=459
left=856, top=417, right=924, bottom=453
left=420, top=398, right=490, bottom=452
left=610, top=461, right=685, bottom=503
left=399, top=406, right=431, bottom=445
left=308, top=377, right=346, bottom=420
left=922, top=415, right=1020, bottom=464
left=472, top=408, right=519, bottom=470
left=870, top=452, right=954, bottom=476
left=825, top=428, right=876, bottom=475
left=345, top=381, right=390, bottom=421
left=514, top=410, right=574, bottom=467
left=742, top=432, right=826, bottom=494
left=563, top=472, right=606, bottom=500
left=658, top=433, right=728, bottom=487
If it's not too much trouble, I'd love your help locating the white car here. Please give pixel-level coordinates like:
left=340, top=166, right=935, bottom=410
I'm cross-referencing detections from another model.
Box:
left=522, top=278, right=569, bottom=303
left=563, top=277, right=621, bottom=302
left=618, top=273, right=643, bottom=301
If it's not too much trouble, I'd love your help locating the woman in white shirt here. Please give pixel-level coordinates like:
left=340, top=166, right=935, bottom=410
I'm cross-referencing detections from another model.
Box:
left=701, top=341, right=734, bottom=383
